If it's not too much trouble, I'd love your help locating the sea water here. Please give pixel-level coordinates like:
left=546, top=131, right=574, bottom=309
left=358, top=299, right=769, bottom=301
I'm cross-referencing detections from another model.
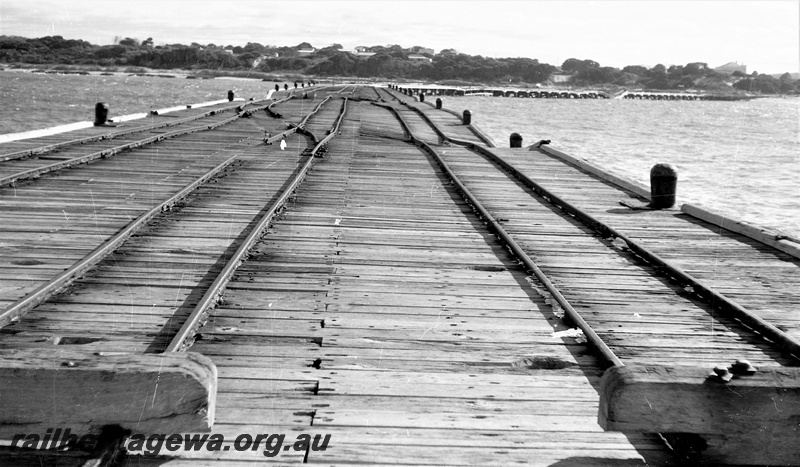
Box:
left=1, top=70, right=797, bottom=237
left=460, top=95, right=799, bottom=237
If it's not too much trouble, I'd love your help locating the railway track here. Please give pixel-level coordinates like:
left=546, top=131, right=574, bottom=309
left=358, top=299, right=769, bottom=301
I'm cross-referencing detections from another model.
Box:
left=373, top=86, right=800, bottom=369
left=1, top=85, right=798, bottom=465
left=0, top=90, right=346, bottom=348
left=0, top=97, right=297, bottom=186
left=0, top=91, right=336, bottom=308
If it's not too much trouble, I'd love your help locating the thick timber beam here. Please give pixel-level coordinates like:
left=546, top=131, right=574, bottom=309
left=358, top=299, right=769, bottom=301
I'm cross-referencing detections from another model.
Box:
left=0, top=349, right=216, bottom=439
left=599, top=364, right=800, bottom=465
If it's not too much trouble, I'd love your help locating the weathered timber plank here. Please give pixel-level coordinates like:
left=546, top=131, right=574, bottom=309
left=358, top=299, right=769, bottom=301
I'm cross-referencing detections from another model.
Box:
left=599, top=364, right=800, bottom=465
left=0, top=349, right=216, bottom=438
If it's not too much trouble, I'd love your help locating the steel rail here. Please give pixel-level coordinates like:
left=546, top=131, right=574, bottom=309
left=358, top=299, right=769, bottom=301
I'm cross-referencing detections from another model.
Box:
left=445, top=136, right=800, bottom=362
left=381, top=87, right=496, bottom=147
left=0, top=155, right=242, bottom=328
left=398, top=95, right=800, bottom=361
left=0, top=99, right=288, bottom=189
left=0, top=99, right=275, bottom=163
left=374, top=101, right=624, bottom=369
left=264, top=95, right=332, bottom=146
left=165, top=97, right=348, bottom=353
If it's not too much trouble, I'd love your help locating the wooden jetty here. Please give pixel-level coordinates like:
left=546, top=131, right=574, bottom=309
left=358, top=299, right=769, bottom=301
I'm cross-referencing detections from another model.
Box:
left=394, top=84, right=753, bottom=101
left=0, top=84, right=798, bottom=466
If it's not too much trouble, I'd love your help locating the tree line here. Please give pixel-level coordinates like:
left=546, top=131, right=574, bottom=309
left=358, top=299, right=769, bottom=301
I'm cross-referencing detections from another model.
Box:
left=1, top=35, right=798, bottom=94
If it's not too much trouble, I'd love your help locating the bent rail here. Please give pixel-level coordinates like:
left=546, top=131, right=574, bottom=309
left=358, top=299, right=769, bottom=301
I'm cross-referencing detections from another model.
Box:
left=0, top=156, right=240, bottom=328
left=0, top=99, right=285, bottom=188
left=374, top=101, right=623, bottom=369
left=448, top=136, right=800, bottom=361
left=0, top=99, right=275, bottom=162
left=166, top=97, right=349, bottom=352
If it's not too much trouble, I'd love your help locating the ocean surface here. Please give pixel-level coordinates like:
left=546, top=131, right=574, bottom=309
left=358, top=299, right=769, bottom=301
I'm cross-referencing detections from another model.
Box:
left=1, top=70, right=798, bottom=237
left=0, top=69, right=282, bottom=134
left=459, top=95, right=800, bottom=238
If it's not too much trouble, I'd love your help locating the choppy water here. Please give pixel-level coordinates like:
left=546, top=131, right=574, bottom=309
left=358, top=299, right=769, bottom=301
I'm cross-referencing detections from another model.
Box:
left=459, top=96, right=800, bottom=237
left=1, top=70, right=798, bottom=236
left=0, top=70, right=281, bottom=134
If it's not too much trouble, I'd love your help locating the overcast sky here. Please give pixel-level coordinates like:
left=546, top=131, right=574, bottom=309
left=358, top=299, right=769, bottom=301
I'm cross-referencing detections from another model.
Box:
left=1, top=0, right=798, bottom=74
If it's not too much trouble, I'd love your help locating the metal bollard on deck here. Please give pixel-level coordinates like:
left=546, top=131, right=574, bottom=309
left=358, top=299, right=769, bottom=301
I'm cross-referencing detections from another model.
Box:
left=436, top=98, right=442, bottom=109
left=419, top=93, right=425, bottom=102
left=463, top=110, right=472, bottom=125
left=510, top=133, right=523, bottom=148
left=94, top=102, right=109, bottom=126
left=227, top=90, right=234, bottom=102
left=650, top=163, right=678, bottom=209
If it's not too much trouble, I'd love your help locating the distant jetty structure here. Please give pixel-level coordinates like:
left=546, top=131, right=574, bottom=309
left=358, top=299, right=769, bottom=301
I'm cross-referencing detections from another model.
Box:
left=393, top=84, right=753, bottom=100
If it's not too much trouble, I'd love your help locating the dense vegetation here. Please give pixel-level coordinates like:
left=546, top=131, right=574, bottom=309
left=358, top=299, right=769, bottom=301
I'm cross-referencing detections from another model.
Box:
left=2, top=35, right=799, bottom=94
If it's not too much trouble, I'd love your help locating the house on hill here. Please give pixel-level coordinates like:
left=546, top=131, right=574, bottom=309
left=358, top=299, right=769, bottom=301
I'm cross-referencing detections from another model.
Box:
left=714, top=61, right=747, bottom=75
left=408, top=54, right=432, bottom=63
left=410, top=46, right=434, bottom=55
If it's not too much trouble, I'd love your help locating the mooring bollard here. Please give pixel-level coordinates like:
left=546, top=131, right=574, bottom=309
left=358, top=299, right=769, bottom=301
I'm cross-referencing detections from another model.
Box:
left=294, top=82, right=298, bottom=88
left=274, top=84, right=279, bottom=92
left=436, top=98, right=442, bottom=109
left=650, top=163, right=678, bottom=209
left=227, top=90, right=234, bottom=102
left=463, top=110, right=472, bottom=125
left=510, top=132, right=523, bottom=148
left=284, top=84, right=288, bottom=90
left=419, top=93, right=425, bottom=102
left=94, top=102, right=109, bottom=126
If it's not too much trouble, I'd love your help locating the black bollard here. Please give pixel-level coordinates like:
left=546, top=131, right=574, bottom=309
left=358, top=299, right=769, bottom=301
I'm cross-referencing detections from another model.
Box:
left=463, top=110, right=472, bottom=125
left=284, top=84, right=288, bottom=90
left=510, top=133, right=523, bottom=148
left=436, top=98, right=442, bottom=109
left=650, top=163, right=678, bottom=209
left=419, top=93, right=425, bottom=102
left=227, top=90, right=234, bottom=102
left=275, top=84, right=279, bottom=92
left=294, top=82, right=298, bottom=88
left=94, top=102, right=109, bottom=126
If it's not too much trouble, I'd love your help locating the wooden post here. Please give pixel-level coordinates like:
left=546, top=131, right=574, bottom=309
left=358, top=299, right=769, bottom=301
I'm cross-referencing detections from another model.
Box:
left=0, top=349, right=217, bottom=438
left=510, top=132, right=522, bottom=148
left=599, top=364, right=800, bottom=465
left=463, top=110, right=472, bottom=125
left=650, top=163, right=677, bottom=208
left=94, top=103, right=109, bottom=126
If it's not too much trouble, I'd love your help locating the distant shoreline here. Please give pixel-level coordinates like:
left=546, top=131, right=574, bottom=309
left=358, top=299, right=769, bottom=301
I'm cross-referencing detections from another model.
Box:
left=0, top=63, right=783, bottom=99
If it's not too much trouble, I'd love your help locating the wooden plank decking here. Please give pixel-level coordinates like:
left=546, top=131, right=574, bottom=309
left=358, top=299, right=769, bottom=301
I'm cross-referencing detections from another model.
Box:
left=0, top=85, right=797, bottom=466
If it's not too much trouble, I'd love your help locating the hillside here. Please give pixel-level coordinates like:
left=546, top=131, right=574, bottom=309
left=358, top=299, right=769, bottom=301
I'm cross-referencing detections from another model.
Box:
left=2, top=35, right=799, bottom=95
